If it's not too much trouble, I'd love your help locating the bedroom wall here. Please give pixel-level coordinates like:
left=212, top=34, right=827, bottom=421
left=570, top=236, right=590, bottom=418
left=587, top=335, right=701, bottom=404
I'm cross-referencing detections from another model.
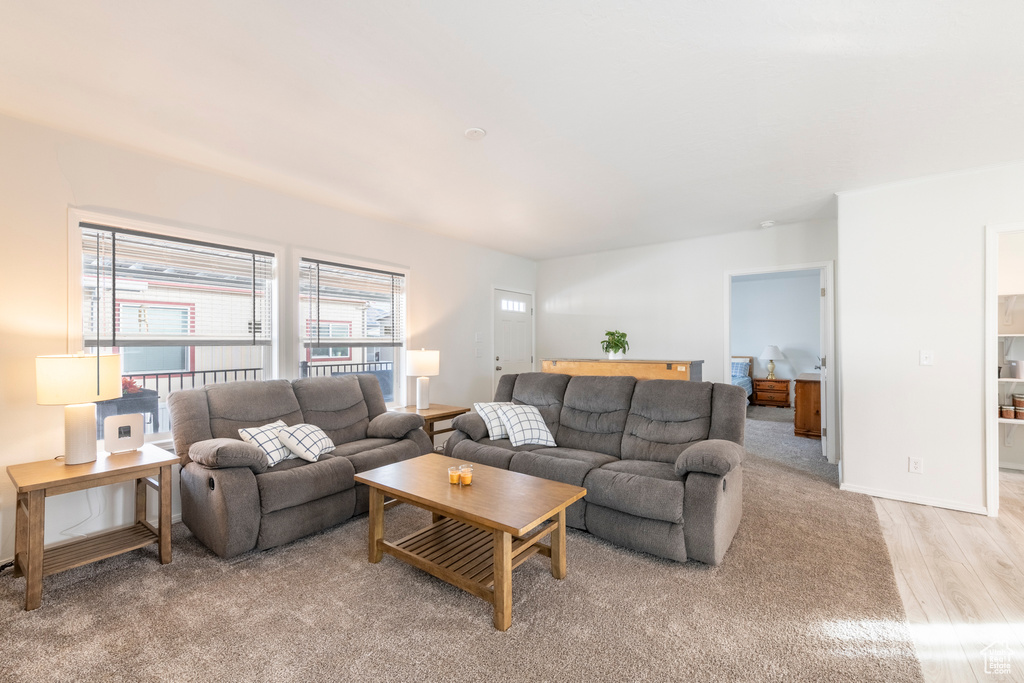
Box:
left=730, top=270, right=821, bottom=388
left=535, top=220, right=837, bottom=383
left=0, top=113, right=537, bottom=559
left=838, top=159, right=1024, bottom=513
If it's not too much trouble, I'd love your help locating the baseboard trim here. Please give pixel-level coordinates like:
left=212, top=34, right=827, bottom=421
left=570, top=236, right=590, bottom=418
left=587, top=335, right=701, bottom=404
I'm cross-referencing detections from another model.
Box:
left=999, top=461, right=1024, bottom=472
left=839, top=483, right=989, bottom=516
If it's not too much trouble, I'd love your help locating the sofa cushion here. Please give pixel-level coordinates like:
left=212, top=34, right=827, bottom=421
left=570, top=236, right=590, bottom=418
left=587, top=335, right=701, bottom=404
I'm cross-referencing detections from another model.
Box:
left=498, top=372, right=571, bottom=435
left=278, top=423, right=335, bottom=462
left=341, top=439, right=425, bottom=474
left=292, top=375, right=371, bottom=445
left=509, top=448, right=617, bottom=487
left=238, top=420, right=292, bottom=466
left=473, top=402, right=514, bottom=440
left=497, top=404, right=557, bottom=447
left=206, top=380, right=303, bottom=440
left=621, top=379, right=714, bottom=462
left=255, top=453, right=356, bottom=514
left=584, top=460, right=684, bottom=524
left=555, top=376, right=635, bottom=457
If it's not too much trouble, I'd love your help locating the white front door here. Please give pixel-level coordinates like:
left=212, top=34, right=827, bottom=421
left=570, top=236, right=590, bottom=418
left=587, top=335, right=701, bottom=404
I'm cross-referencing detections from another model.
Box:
left=494, top=289, right=534, bottom=389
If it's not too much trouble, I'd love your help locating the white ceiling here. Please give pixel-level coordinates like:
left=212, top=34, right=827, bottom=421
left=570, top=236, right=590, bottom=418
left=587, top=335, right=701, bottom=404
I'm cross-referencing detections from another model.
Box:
left=2, top=1, right=1024, bottom=260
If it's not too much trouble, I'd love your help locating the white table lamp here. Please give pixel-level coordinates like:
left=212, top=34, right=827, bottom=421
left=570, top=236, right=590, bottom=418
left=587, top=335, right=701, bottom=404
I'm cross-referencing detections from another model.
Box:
left=407, top=349, right=440, bottom=410
left=758, top=345, right=787, bottom=380
left=37, top=353, right=121, bottom=465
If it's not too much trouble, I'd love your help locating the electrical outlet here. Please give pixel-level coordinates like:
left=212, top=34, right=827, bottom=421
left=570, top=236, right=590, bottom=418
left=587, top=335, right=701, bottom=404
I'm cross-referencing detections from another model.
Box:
left=909, top=457, right=924, bottom=474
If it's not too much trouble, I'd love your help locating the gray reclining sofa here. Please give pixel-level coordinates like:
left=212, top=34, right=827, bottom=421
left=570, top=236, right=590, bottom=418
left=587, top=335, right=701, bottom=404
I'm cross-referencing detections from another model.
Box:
left=444, top=373, right=747, bottom=565
left=168, top=375, right=431, bottom=558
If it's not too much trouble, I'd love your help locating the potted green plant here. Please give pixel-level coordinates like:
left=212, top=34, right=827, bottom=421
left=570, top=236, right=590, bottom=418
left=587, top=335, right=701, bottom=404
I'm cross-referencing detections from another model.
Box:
left=601, top=330, right=629, bottom=360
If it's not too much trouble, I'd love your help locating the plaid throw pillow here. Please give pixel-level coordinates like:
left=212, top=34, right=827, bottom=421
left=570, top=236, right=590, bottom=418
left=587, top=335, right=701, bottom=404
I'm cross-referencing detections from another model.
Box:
left=278, top=423, right=335, bottom=462
left=496, top=404, right=556, bottom=448
left=474, top=402, right=514, bottom=440
left=731, top=361, right=750, bottom=378
left=238, top=420, right=291, bottom=466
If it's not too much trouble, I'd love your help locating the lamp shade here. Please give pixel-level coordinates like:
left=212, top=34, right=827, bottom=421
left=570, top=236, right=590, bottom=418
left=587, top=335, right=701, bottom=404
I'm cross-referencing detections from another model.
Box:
left=758, top=345, right=786, bottom=362
left=36, top=354, right=121, bottom=405
left=406, top=349, right=440, bottom=377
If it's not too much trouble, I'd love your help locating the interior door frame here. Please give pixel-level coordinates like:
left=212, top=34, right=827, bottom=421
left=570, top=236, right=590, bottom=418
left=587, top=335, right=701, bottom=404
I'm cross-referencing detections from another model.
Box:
left=984, top=222, right=1024, bottom=517
left=723, top=260, right=839, bottom=469
left=491, top=285, right=537, bottom=395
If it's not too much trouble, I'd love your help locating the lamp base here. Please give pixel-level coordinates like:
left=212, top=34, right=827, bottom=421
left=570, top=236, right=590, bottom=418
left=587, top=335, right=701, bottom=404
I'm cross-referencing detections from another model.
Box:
left=766, top=360, right=776, bottom=381
left=416, top=376, right=430, bottom=410
left=65, top=403, right=98, bottom=465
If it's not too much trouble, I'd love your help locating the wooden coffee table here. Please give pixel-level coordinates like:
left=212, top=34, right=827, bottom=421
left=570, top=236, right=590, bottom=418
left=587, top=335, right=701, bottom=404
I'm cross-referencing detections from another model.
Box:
left=354, top=452, right=586, bottom=631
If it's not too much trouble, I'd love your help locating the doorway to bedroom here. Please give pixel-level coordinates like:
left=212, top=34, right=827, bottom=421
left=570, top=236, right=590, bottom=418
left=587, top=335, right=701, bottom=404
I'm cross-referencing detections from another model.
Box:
left=725, top=262, right=837, bottom=467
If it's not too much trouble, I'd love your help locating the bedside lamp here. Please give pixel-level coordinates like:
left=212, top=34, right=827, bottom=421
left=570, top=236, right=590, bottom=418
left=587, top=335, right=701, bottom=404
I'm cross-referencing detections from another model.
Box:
left=407, top=349, right=440, bottom=410
left=36, top=353, right=121, bottom=465
left=759, top=345, right=787, bottom=380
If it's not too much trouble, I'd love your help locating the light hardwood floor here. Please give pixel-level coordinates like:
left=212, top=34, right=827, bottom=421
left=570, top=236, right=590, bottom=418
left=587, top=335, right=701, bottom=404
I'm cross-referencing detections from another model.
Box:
left=876, top=469, right=1024, bottom=682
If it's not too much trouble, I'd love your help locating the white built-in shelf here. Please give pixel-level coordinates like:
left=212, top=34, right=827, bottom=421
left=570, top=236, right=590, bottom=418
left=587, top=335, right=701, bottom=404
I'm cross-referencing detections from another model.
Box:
left=999, top=418, right=1024, bottom=424
left=999, top=378, right=1024, bottom=383
left=1000, top=334, right=1024, bottom=337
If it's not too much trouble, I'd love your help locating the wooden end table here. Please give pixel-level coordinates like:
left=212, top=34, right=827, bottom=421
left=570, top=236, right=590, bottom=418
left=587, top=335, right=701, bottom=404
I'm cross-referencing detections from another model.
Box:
left=390, top=404, right=469, bottom=442
left=354, top=453, right=586, bottom=631
left=6, top=442, right=178, bottom=611
left=751, top=378, right=792, bottom=407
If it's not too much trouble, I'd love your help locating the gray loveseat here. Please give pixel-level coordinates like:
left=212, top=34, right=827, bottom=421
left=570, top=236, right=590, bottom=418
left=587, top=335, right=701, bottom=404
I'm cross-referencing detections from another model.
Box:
left=444, top=373, right=747, bottom=565
left=168, top=375, right=432, bottom=558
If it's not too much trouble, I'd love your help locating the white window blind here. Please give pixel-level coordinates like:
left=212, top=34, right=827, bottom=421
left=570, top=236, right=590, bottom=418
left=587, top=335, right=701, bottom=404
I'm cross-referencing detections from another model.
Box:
left=300, top=258, right=405, bottom=350
left=81, top=223, right=274, bottom=348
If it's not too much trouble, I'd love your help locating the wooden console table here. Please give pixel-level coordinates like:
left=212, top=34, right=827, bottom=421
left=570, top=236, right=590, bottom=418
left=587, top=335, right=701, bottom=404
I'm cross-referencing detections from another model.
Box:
left=7, top=443, right=177, bottom=610
left=542, top=359, right=703, bottom=381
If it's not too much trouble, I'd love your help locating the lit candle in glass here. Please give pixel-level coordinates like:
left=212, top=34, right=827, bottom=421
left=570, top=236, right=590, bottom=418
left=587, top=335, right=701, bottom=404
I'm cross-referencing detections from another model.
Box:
left=459, top=464, right=473, bottom=486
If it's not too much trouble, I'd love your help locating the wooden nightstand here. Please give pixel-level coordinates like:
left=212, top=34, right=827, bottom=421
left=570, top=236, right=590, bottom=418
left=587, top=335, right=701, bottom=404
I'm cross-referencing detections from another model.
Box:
left=751, top=378, right=792, bottom=408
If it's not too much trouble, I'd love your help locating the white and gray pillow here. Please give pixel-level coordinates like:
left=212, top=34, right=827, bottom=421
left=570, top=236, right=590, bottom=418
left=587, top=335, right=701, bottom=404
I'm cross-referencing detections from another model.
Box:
left=496, top=404, right=557, bottom=447
left=238, top=420, right=291, bottom=466
left=473, top=401, right=514, bottom=440
left=278, top=423, right=335, bottom=462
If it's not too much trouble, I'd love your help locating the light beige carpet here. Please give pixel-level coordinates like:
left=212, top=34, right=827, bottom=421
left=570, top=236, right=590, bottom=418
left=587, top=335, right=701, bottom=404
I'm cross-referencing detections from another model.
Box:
left=0, top=418, right=921, bottom=682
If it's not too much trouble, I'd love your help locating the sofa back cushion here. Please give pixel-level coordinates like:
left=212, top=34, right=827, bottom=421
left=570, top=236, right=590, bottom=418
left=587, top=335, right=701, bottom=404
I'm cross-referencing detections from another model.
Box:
left=621, top=379, right=714, bottom=462
left=292, top=375, right=372, bottom=445
left=205, top=380, right=304, bottom=440
left=555, top=376, right=636, bottom=457
left=494, top=372, right=571, bottom=436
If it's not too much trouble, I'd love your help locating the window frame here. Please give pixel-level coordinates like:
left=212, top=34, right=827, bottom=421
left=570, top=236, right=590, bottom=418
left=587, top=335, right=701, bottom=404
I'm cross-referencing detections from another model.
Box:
left=68, top=209, right=283, bottom=442
left=292, top=249, right=409, bottom=407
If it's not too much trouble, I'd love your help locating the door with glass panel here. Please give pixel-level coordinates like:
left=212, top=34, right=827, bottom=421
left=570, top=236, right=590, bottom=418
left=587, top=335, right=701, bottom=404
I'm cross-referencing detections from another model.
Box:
left=493, top=289, right=534, bottom=390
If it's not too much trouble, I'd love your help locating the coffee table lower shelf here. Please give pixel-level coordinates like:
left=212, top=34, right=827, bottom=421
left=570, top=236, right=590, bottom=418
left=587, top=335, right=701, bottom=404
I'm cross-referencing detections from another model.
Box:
left=383, top=517, right=556, bottom=602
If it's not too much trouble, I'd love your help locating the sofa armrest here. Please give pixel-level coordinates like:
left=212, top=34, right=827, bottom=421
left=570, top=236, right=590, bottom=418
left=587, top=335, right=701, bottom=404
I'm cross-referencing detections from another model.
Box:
left=451, top=412, right=488, bottom=441
left=367, top=412, right=425, bottom=439
left=189, top=438, right=268, bottom=474
left=675, top=439, right=745, bottom=477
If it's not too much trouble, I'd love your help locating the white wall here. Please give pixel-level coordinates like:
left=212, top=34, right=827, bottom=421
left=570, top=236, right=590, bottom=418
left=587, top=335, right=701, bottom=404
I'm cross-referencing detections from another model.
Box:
left=837, top=160, right=1024, bottom=513
left=536, top=221, right=837, bottom=383
left=730, top=270, right=821, bottom=388
left=0, top=113, right=537, bottom=560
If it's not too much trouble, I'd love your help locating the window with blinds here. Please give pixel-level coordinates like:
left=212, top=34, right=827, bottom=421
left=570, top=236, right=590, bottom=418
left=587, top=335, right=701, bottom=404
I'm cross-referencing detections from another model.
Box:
left=81, top=222, right=275, bottom=436
left=82, top=224, right=274, bottom=348
left=299, top=258, right=405, bottom=402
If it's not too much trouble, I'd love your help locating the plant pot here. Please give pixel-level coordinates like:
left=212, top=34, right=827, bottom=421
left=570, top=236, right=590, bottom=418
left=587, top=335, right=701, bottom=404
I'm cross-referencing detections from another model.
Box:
left=608, top=351, right=625, bottom=360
